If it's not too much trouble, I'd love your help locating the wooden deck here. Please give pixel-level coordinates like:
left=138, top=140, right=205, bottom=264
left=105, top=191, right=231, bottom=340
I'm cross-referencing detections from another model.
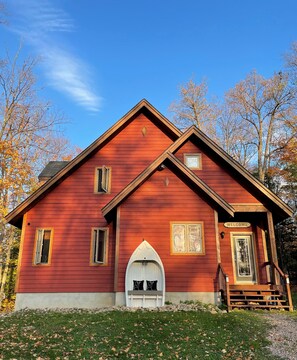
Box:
left=218, top=263, right=293, bottom=312
left=224, top=285, right=291, bottom=311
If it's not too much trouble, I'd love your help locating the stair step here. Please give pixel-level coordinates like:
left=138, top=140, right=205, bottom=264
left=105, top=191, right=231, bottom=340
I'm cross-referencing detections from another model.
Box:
left=230, top=294, right=283, bottom=298
left=230, top=298, right=286, bottom=302
left=230, top=304, right=290, bottom=309
left=229, top=285, right=273, bottom=290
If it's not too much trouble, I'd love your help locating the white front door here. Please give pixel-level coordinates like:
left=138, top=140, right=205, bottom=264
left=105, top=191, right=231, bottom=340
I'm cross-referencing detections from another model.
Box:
left=232, top=234, right=257, bottom=283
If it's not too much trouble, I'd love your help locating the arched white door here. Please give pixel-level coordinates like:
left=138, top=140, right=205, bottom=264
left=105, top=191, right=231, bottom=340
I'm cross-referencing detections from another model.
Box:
left=125, top=241, right=165, bottom=307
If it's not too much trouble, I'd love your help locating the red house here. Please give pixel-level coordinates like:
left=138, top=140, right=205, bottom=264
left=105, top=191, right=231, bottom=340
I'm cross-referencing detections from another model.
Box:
left=6, top=100, right=293, bottom=311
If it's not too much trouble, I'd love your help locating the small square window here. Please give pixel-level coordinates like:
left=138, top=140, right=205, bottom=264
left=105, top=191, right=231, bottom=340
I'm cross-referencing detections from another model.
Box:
left=34, top=229, right=53, bottom=265
left=184, top=154, right=201, bottom=169
left=95, top=166, right=111, bottom=193
left=91, top=228, right=108, bottom=265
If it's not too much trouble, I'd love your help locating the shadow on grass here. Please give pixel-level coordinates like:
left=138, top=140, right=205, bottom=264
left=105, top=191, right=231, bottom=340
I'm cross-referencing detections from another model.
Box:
left=0, top=309, right=279, bottom=359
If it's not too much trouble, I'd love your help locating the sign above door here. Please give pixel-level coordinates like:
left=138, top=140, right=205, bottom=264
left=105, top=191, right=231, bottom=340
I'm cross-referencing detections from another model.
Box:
left=224, top=222, right=251, bottom=228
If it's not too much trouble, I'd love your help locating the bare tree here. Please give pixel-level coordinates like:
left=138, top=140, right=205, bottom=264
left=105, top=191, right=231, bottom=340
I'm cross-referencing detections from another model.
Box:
left=224, top=70, right=297, bottom=182
left=216, top=105, right=256, bottom=169
left=0, top=50, right=74, bottom=302
left=169, top=79, right=218, bottom=137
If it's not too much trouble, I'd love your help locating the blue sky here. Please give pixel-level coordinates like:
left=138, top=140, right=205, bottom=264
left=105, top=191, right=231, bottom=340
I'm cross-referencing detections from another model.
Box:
left=1, top=0, right=297, bottom=149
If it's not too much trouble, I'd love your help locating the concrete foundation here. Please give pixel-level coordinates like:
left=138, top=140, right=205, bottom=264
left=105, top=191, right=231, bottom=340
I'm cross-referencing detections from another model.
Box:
left=15, top=291, right=220, bottom=310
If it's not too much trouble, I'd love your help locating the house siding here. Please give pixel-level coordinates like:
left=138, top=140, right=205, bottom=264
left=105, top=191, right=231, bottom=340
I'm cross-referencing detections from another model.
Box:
left=17, top=113, right=174, bottom=293
left=117, top=168, right=218, bottom=293
left=175, top=141, right=259, bottom=203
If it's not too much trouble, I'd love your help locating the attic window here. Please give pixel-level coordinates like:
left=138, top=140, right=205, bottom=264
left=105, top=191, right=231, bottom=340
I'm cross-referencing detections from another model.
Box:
left=184, top=154, right=201, bottom=169
left=95, top=166, right=111, bottom=193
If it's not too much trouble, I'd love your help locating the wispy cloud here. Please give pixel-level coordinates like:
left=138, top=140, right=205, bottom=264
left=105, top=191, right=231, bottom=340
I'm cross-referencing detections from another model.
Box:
left=8, top=0, right=102, bottom=112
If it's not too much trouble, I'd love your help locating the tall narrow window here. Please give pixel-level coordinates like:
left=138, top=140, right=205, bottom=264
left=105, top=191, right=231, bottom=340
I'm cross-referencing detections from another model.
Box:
left=34, top=229, right=52, bottom=264
left=95, top=166, right=111, bottom=193
left=91, top=228, right=108, bottom=265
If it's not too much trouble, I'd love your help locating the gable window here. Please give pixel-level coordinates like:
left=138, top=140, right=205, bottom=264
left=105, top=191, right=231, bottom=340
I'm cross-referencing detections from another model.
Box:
left=91, top=228, right=108, bottom=265
left=95, top=166, right=111, bottom=193
left=171, top=222, right=204, bottom=255
left=34, top=229, right=53, bottom=265
left=184, top=154, right=202, bottom=169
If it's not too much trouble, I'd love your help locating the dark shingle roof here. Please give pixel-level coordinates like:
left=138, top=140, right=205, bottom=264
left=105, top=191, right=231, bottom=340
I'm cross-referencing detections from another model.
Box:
left=38, top=161, right=69, bottom=182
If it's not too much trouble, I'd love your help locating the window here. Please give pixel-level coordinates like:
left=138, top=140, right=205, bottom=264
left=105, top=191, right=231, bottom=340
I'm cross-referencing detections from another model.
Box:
left=91, top=228, right=108, bottom=265
left=184, top=153, right=201, bottom=169
left=95, top=166, right=111, bottom=193
left=34, top=229, right=53, bottom=264
left=171, top=222, right=204, bottom=255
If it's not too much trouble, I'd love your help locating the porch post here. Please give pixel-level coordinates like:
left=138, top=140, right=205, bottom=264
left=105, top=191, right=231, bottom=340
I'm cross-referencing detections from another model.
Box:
left=266, top=211, right=279, bottom=285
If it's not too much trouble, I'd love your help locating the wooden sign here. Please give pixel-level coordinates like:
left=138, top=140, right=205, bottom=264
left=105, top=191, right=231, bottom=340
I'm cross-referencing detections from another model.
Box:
left=224, top=222, right=251, bottom=228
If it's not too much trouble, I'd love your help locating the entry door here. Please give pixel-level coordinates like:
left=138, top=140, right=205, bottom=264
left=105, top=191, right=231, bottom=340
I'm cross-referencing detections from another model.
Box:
left=232, top=234, right=257, bottom=283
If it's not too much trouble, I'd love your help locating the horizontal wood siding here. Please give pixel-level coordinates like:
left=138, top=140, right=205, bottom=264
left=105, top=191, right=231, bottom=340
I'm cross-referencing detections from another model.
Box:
left=218, top=223, right=267, bottom=285
left=118, top=168, right=218, bottom=293
left=175, top=141, right=259, bottom=203
left=18, top=113, right=174, bottom=293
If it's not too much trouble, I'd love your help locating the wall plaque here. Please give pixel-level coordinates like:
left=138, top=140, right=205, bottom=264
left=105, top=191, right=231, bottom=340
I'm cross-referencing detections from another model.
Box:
left=224, top=222, right=251, bottom=228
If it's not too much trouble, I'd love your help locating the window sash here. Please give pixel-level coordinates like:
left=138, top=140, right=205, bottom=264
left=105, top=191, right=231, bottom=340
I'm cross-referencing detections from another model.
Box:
left=97, top=166, right=110, bottom=193
left=93, top=228, right=108, bottom=264
left=35, top=229, right=51, bottom=264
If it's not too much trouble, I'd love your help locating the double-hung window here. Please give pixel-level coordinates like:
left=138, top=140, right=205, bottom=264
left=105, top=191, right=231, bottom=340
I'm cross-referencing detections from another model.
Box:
left=91, top=228, right=108, bottom=265
left=95, top=166, right=111, bottom=193
left=34, top=229, right=53, bottom=265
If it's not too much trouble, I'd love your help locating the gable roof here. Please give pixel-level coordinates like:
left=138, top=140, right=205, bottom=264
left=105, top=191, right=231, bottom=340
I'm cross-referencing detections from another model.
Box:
left=5, top=99, right=181, bottom=228
left=102, top=151, right=235, bottom=222
left=167, top=126, right=293, bottom=222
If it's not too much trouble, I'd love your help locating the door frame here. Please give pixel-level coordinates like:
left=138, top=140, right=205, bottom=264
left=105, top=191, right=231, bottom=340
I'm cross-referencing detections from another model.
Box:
left=230, top=232, right=258, bottom=284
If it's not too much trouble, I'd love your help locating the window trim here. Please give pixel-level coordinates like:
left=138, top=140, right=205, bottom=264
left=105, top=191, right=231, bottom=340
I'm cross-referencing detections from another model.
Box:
left=33, top=228, right=53, bottom=265
left=184, top=153, right=202, bottom=170
left=94, top=166, right=111, bottom=194
left=170, top=222, right=205, bottom=255
left=90, top=227, right=109, bottom=266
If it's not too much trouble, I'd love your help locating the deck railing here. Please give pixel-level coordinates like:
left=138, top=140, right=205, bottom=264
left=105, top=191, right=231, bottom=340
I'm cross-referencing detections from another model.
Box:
left=218, top=263, right=231, bottom=311
left=265, top=261, right=293, bottom=311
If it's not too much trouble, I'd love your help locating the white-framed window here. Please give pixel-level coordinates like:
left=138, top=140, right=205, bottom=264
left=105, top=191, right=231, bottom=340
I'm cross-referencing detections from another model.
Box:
left=34, top=228, right=53, bottom=265
left=171, top=222, right=204, bottom=255
left=91, top=228, right=109, bottom=265
left=184, top=153, right=202, bottom=169
left=95, top=166, right=111, bottom=193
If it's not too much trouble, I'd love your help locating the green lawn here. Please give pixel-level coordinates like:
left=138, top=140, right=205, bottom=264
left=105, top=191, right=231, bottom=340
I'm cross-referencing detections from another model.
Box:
left=0, top=309, right=278, bottom=360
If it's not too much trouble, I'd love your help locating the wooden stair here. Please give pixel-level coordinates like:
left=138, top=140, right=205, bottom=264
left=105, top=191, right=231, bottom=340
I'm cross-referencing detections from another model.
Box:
left=225, top=285, right=291, bottom=311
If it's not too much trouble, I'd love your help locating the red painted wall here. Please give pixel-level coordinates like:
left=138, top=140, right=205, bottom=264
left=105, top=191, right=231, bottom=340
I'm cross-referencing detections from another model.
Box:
left=17, top=116, right=268, bottom=295
left=175, top=141, right=259, bottom=203
left=17, top=113, right=174, bottom=293
left=218, top=223, right=268, bottom=284
left=117, top=168, right=218, bottom=293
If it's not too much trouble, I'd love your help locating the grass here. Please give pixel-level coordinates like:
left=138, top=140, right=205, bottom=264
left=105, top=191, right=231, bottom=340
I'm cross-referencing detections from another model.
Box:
left=0, top=308, right=278, bottom=360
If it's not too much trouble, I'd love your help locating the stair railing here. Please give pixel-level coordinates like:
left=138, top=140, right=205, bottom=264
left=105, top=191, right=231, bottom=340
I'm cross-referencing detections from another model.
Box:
left=265, top=261, right=293, bottom=311
left=218, top=263, right=231, bottom=311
